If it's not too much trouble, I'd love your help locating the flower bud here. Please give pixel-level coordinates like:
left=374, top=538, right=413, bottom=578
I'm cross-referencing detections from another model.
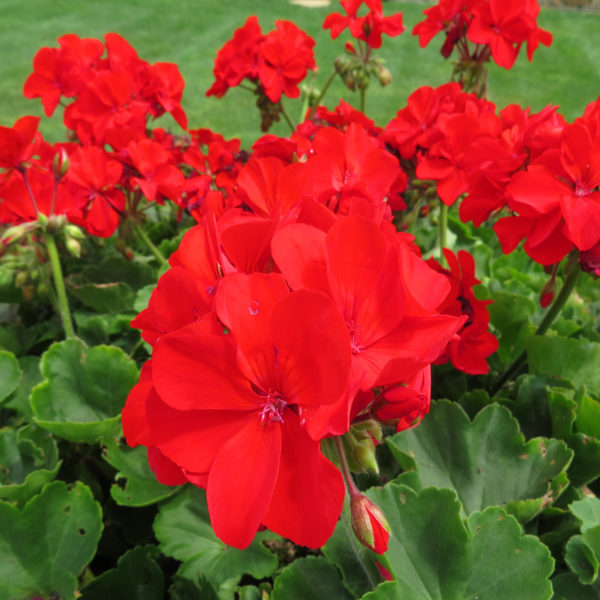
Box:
left=65, top=237, right=81, bottom=258
left=350, top=493, right=390, bottom=554
left=53, top=146, right=70, bottom=179
left=64, top=224, right=85, bottom=240
left=1, top=224, right=28, bottom=245
left=376, top=65, right=392, bottom=87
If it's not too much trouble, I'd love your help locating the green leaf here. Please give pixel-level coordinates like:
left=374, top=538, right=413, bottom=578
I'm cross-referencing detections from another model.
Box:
left=488, top=291, right=536, bottom=363
left=551, top=572, right=600, bottom=599
left=572, top=498, right=600, bottom=532
left=361, top=581, right=403, bottom=599
left=565, top=534, right=599, bottom=585
left=3, top=356, right=42, bottom=418
left=322, top=503, right=383, bottom=597
left=576, top=394, right=600, bottom=439
left=527, top=336, right=600, bottom=397
left=81, top=257, right=155, bottom=290
left=547, top=388, right=600, bottom=486
left=69, top=280, right=136, bottom=313
left=169, top=575, right=219, bottom=600
left=103, top=436, right=180, bottom=506
left=368, top=483, right=554, bottom=599
left=271, top=556, right=353, bottom=600
left=30, top=339, right=139, bottom=444
left=0, top=480, right=103, bottom=599
left=0, top=424, right=60, bottom=505
left=80, top=545, right=164, bottom=600
left=387, top=401, right=572, bottom=520
left=154, top=486, right=278, bottom=595
left=0, top=349, right=21, bottom=403
left=513, top=374, right=574, bottom=439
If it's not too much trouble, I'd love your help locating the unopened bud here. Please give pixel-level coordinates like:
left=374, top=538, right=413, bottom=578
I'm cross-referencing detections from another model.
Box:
left=354, top=442, right=379, bottom=474
left=2, top=224, right=28, bottom=245
left=64, top=224, right=85, bottom=240
left=65, top=237, right=81, bottom=258
left=376, top=65, right=392, bottom=87
left=53, top=146, right=70, bottom=179
left=46, top=214, right=66, bottom=235
left=350, top=494, right=390, bottom=554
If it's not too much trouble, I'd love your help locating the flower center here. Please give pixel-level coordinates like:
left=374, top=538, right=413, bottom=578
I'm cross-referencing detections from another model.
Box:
left=259, top=391, right=287, bottom=424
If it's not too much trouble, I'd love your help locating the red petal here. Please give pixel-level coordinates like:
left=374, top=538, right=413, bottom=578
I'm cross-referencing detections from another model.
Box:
left=262, top=412, right=344, bottom=547
left=153, top=321, right=257, bottom=411
left=216, top=272, right=289, bottom=390
left=208, top=418, right=282, bottom=548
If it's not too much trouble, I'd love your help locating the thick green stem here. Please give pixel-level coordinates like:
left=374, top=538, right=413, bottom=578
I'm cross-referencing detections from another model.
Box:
left=438, top=202, right=448, bottom=265
left=307, top=69, right=337, bottom=120
left=491, top=258, right=581, bottom=396
left=43, top=233, right=75, bottom=339
left=133, top=222, right=168, bottom=267
left=359, top=87, right=366, bottom=114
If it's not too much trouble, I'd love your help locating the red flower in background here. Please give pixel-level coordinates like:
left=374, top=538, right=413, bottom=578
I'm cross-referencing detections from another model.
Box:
left=323, top=0, right=404, bottom=49
left=428, top=249, right=498, bottom=374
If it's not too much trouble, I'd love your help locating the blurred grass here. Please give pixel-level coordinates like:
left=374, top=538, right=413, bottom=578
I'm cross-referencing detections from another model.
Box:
left=0, top=0, right=598, bottom=146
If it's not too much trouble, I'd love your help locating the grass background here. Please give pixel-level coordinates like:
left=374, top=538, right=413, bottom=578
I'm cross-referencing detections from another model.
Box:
left=1, top=0, right=598, bottom=146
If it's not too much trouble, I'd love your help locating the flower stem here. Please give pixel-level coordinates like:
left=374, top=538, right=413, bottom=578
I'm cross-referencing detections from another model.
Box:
left=307, top=69, right=337, bottom=120
left=279, top=101, right=296, bottom=133
left=438, top=202, right=448, bottom=265
left=491, top=255, right=581, bottom=396
left=335, top=435, right=359, bottom=496
left=359, top=87, right=366, bottom=114
left=133, top=222, right=168, bottom=267
left=43, top=232, right=75, bottom=339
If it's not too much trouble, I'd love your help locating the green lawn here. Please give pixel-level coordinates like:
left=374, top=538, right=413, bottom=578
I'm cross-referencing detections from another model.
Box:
left=1, top=0, right=598, bottom=146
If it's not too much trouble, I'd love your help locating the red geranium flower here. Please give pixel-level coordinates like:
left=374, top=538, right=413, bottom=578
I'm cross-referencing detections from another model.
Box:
left=125, top=272, right=350, bottom=549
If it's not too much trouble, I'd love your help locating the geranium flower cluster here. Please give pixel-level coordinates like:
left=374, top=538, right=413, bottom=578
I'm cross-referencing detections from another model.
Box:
left=206, top=17, right=315, bottom=130
left=323, top=0, right=405, bottom=49
left=385, top=80, right=600, bottom=271
left=1, top=34, right=252, bottom=240
left=121, top=100, right=511, bottom=548
left=413, top=0, right=552, bottom=69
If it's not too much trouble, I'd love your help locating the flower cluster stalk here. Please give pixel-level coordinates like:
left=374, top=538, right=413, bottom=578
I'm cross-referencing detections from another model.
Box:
left=42, top=232, right=76, bottom=339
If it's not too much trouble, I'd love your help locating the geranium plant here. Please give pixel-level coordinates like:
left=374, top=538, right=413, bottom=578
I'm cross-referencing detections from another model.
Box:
left=0, top=1, right=599, bottom=598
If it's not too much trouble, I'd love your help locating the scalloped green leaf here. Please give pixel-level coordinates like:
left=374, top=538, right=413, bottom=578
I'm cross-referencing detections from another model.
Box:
left=103, top=436, right=180, bottom=506
left=271, top=556, right=353, bottom=600
left=80, top=545, right=164, bottom=600
left=571, top=498, right=600, bottom=532
left=367, top=483, right=554, bottom=600
left=154, top=486, right=278, bottom=595
left=387, top=401, right=572, bottom=520
left=566, top=534, right=599, bottom=585
left=551, top=572, right=600, bottom=599
left=576, top=394, right=600, bottom=439
left=0, top=480, right=103, bottom=599
left=30, top=339, right=139, bottom=443
left=547, top=388, right=600, bottom=486
left=3, top=356, right=42, bottom=418
left=0, top=349, right=21, bottom=403
left=527, top=336, right=600, bottom=397
left=0, top=424, right=60, bottom=505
